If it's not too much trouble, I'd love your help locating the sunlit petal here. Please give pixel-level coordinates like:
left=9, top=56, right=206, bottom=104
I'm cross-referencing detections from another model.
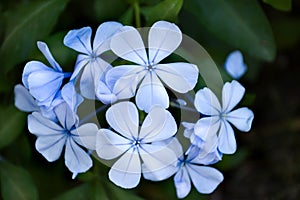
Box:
left=222, top=80, right=245, bottom=112
left=63, top=26, right=92, bottom=54
left=227, top=107, right=254, bottom=132
left=194, top=87, right=221, bottom=115
left=218, top=121, right=236, bottom=154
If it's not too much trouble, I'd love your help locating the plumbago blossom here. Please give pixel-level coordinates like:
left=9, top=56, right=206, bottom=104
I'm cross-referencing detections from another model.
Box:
left=184, top=80, right=254, bottom=155
left=224, top=50, right=247, bottom=79
left=14, top=20, right=255, bottom=198
left=105, top=21, right=199, bottom=112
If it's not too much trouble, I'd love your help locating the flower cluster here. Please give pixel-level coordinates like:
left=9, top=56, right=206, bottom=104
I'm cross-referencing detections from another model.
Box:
left=14, top=21, right=254, bottom=198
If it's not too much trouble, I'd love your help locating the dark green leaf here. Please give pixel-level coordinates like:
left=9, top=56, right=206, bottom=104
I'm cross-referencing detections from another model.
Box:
left=105, top=181, right=144, bottom=200
left=185, top=0, right=276, bottom=62
left=94, top=0, right=128, bottom=21
left=0, top=161, right=38, bottom=200
left=216, top=148, right=249, bottom=171
left=141, top=0, right=183, bottom=26
left=0, top=105, right=26, bottom=149
left=53, top=183, right=91, bottom=200
left=0, top=0, right=69, bottom=73
left=263, top=0, right=292, bottom=11
left=119, top=7, right=134, bottom=25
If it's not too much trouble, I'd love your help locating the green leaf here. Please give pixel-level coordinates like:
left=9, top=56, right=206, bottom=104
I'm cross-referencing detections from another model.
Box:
left=53, top=183, right=91, bottom=200
left=0, top=105, right=26, bottom=149
left=0, top=0, right=69, bottom=73
left=141, top=0, right=183, bottom=26
left=0, top=161, right=38, bottom=200
left=263, top=0, right=291, bottom=11
left=94, top=0, right=128, bottom=21
left=105, top=181, right=144, bottom=200
left=185, top=0, right=276, bottom=62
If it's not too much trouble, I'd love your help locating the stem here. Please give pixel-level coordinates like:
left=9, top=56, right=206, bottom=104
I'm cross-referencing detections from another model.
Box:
left=170, top=102, right=198, bottom=113
left=133, top=0, right=141, bottom=27
left=79, top=104, right=108, bottom=125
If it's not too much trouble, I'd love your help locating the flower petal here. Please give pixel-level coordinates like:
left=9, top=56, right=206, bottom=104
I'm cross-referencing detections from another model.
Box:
left=106, top=65, right=145, bottom=99
left=110, top=26, right=148, bottom=65
left=63, top=27, right=92, bottom=54
left=182, top=122, right=195, bottom=138
left=70, top=54, right=89, bottom=81
left=193, top=117, right=220, bottom=144
left=218, top=121, right=236, bottom=154
left=174, top=167, right=191, bottom=199
left=96, top=129, right=131, bottom=160
left=35, top=134, right=66, bottom=162
left=14, top=84, right=39, bottom=112
left=109, top=148, right=141, bottom=189
left=227, top=107, right=254, bottom=132
left=71, top=123, right=98, bottom=150
left=37, top=41, right=62, bottom=72
left=194, top=87, right=221, bottom=115
left=28, top=112, right=64, bottom=136
left=22, top=61, right=51, bottom=89
left=61, top=82, right=84, bottom=112
left=105, top=101, right=139, bottom=139
left=139, top=106, right=177, bottom=142
left=93, top=21, right=123, bottom=53
left=80, top=58, right=111, bottom=99
left=28, top=70, right=64, bottom=107
left=155, top=63, right=198, bottom=93
left=224, top=50, right=247, bottom=79
left=136, top=72, right=169, bottom=113
left=95, top=80, right=118, bottom=104
left=65, top=138, right=93, bottom=175
left=222, top=80, right=245, bottom=112
left=54, top=103, right=78, bottom=131
left=187, top=164, right=223, bottom=194
left=148, top=21, right=182, bottom=64
left=142, top=137, right=183, bottom=181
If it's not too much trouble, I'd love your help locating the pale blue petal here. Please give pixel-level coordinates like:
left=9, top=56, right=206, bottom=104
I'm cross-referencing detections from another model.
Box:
left=187, top=164, right=223, bottom=194
left=193, top=117, right=220, bottom=144
left=227, top=107, right=254, bottom=132
left=22, top=61, right=51, bottom=89
left=194, top=87, right=221, bottom=115
left=37, top=41, right=62, bottom=72
left=106, top=65, right=146, bottom=99
left=136, top=72, right=169, bottom=113
left=14, top=84, right=39, bottom=112
left=222, top=80, right=245, bottom=112
left=140, top=144, right=178, bottom=181
left=54, top=103, right=78, bottom=131
left=174, top=167, right=191, bottom=199
left=95, top=80, right=118, bottom=104
left=71, top=123, right=98, bottom=150
left=224, top=50, right=247, bottom=79
left=108, top=148, right=141, bottom=189
left=148, top=21, right=182, bottom=64
left=96, top=129, right=131, bottom=160
left=70, top=54, right=89, bottom=81
left=218, top=121, right=236, bottom=154
left=63, top=27, right=92, bottom=54
left=28, top=112, right=64, bottom=136
left=110, top=26, right=148, bottom=65
left=155, top=63, right=198, bottom=93
left=182, top=122, right=195, bottom=138
left=140, top=106, right=177, bottom=142
left=106, top=101, right=139, bottom=139
left=93, top=21, right=123, bottom=53
left=80, top=58, right=111, bottom=99
left=35, top=134, right=66, bottom=162
left=28, top=70, right=64, bottom=107
left=61, top=82, right=83, bottom=112
left=65, top=138, right=93, bottom=175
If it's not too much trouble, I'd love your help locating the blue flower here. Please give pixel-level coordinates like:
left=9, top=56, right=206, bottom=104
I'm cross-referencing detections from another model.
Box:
left=96, top=101, right=180, bottom=188
left=106, top=21, right=199, bottom=112
left=193, top=80, right=254, bottom=154
left=27, top=101, right=98, bottom=178
left=224, top=50, right=247, bottom=79
left=22, top=42, right=71, bottom=107
left=174, top=145, right=223, bottom=199
left=63, top=21, right=123, bottom=99
left=14, top=84, right=39, bottom=113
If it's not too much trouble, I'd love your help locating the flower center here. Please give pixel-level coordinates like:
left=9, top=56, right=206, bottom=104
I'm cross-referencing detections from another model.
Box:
left=146, top=65, right=156, bottom=71
left=90, top=52, right=98, bottom=62
left=132, top=139, right=142, bottom=147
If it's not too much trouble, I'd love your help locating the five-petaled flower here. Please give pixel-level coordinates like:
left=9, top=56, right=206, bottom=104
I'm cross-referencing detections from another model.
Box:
left=191, top=80, right=254, bottom=154
left=96, top=101, right=181, bottom=188
left=64, top=21, right=123, bottom=99
left=105, top=21, right=199, bottom=112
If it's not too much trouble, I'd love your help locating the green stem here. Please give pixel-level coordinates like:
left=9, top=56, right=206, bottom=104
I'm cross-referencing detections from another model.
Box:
left=133, top=0, right=141, bottom=27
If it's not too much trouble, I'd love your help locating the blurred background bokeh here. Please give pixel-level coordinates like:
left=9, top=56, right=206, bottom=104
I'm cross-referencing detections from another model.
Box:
left=0, top=0, right=299, bottom=199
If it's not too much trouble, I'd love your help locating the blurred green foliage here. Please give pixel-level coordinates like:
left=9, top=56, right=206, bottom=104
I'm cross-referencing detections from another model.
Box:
left=0, top=0, right=299, bottom=199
